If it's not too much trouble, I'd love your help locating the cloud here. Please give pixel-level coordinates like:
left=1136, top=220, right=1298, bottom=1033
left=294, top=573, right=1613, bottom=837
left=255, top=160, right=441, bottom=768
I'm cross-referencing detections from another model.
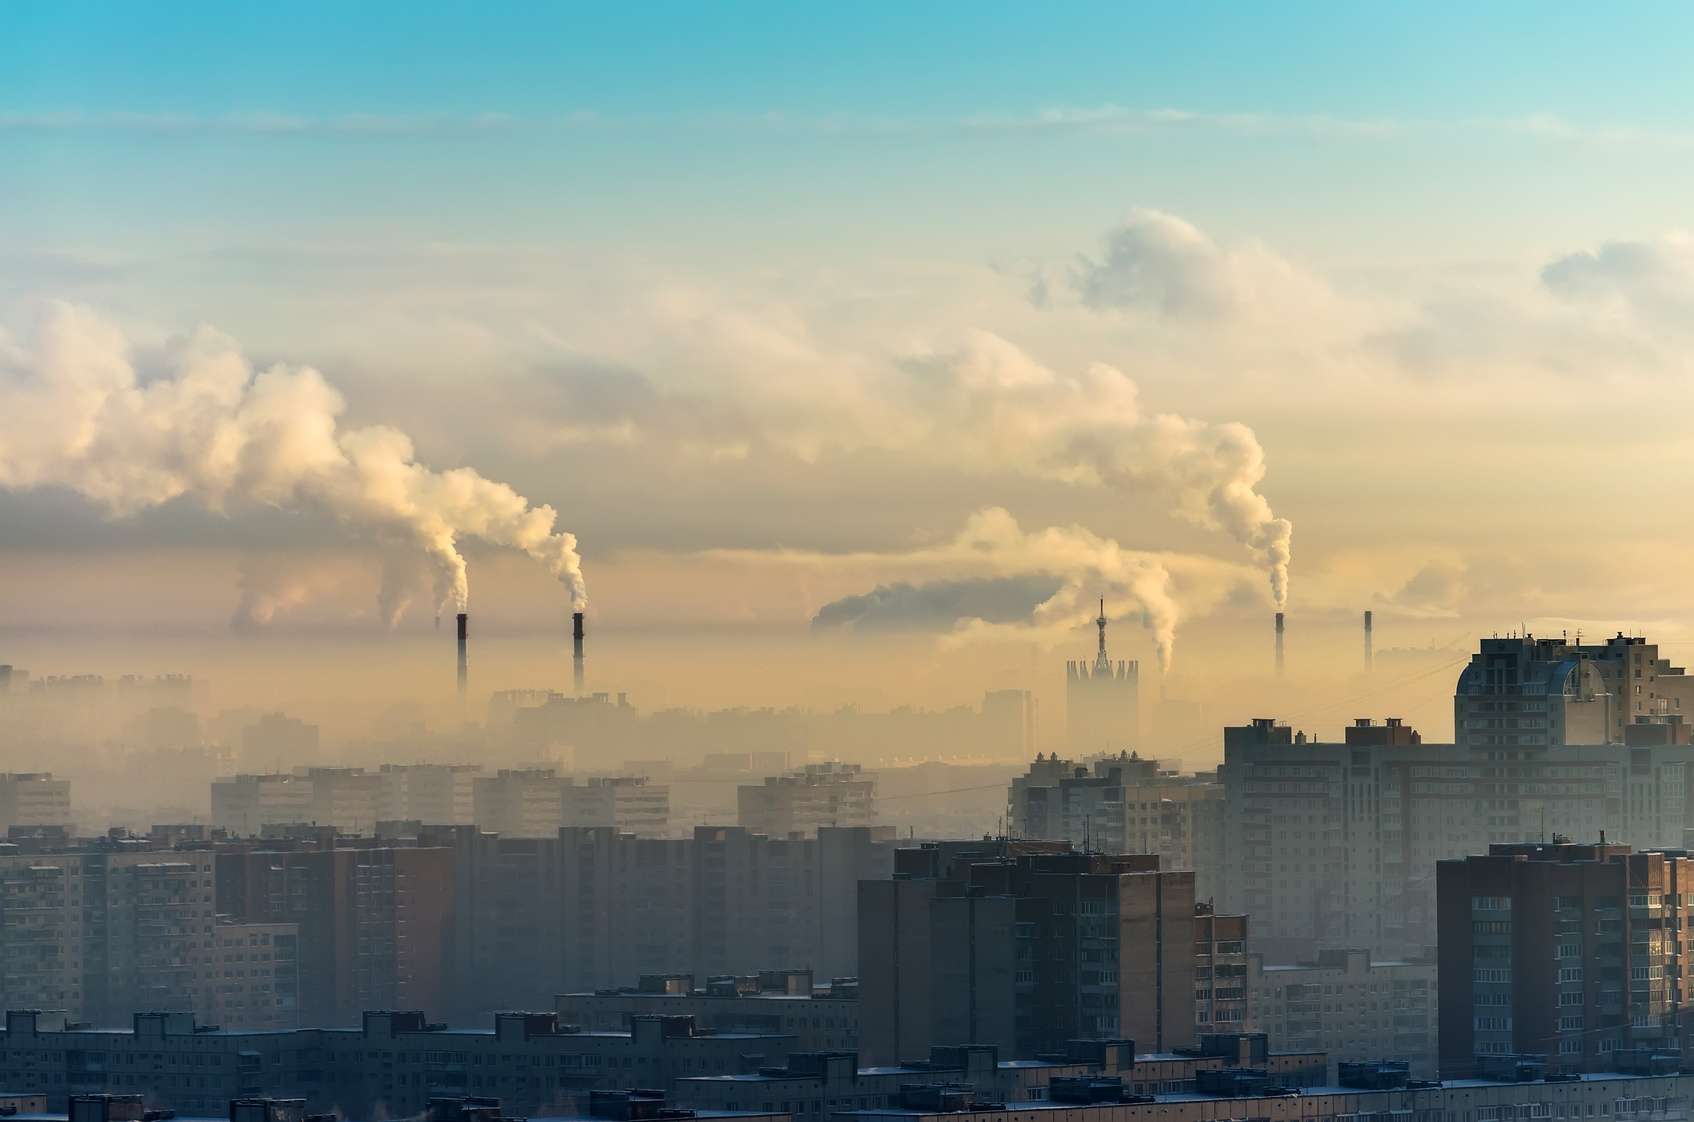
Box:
left=810, top=574, right=1065, bottom=633
left=1540, top=234, right=1694, bottom=321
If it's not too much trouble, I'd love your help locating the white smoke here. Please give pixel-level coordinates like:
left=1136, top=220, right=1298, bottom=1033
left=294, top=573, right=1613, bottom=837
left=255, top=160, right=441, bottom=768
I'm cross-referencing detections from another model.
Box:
left=906, top=331, right=1293, bottom=609
left=707, top=507, right=1249, bottom=671
left=0, top=303, right=587, bottom=618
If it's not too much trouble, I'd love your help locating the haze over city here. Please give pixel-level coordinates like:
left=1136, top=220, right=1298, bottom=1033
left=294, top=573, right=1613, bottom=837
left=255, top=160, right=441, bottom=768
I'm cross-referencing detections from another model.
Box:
left=6, top=5, right=1694, bottom=1120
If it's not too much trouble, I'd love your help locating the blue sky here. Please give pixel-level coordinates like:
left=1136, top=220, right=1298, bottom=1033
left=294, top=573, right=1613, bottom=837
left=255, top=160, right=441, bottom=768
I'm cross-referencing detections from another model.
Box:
left=7, top=2, right=1694, bottom=265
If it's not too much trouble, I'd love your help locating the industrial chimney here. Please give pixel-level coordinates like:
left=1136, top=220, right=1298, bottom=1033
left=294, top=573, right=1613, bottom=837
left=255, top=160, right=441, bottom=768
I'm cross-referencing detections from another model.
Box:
left=456, top=612, right=468, bottom=696
left=1274, top=611, right=1285, bottom=676
left=1363, top=609, right=1374, bottom=672
left=572, top=611, right=585, bottom=696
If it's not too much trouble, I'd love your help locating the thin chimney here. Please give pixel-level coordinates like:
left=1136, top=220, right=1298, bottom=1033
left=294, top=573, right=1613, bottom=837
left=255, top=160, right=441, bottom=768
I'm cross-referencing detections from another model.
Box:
left=1363, top=609, right=1374, bottom=672
left=456, top=612, right=468, bottom=697
left=572, top=611, right=585, bottom=696
left=1274, top=611, right=1286, bottom=676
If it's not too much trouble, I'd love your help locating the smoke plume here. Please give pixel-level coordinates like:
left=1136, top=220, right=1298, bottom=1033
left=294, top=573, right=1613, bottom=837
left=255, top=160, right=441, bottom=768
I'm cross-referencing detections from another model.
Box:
left=0, top=303, right=587, bottom=617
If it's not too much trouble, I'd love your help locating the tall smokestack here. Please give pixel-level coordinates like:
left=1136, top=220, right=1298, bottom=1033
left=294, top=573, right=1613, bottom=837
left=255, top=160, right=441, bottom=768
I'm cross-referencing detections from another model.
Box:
left=572, top=611, right=585, bottom=696
left=1274, top=611, right=1285, bottom=676
left=1363, top=610, right=1374, bottom=673
left=456, top=612, right=468, bottom=697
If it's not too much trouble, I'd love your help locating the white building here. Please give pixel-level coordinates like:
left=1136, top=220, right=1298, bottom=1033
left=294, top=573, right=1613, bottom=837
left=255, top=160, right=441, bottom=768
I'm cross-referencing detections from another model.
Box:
left=563, top=775, right=671, bottom=835
left=378, top=763, right=481, bottom=824
left=210, top=773, right=312, bottom=835
left=0, top=772, right=71, bottom=831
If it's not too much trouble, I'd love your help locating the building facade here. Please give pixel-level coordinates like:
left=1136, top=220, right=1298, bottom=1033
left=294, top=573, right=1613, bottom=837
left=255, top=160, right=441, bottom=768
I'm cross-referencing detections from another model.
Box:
left=1246, top=948, right=1437, bottom=1077
left=858, top=843, right=1199, bottom=1064
left=1438, top=841, right=1694, bottom=1075
left=738, top=764, right=877, bottom=836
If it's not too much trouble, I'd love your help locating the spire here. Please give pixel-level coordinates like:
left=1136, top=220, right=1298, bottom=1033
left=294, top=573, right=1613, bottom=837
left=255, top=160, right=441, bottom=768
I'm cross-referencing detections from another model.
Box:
left=1094, top=598, right=1110, bottom=673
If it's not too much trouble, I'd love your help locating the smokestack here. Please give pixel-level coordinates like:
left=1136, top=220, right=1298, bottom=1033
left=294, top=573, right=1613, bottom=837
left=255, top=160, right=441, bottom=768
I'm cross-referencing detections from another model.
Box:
left=572, top=611, right=585, bottom=696
left=456, top=612, right=468, bottom=696
left=1363, top=610, right=1374, bottom=673
left=1274, top=611, right=1285, bottom=676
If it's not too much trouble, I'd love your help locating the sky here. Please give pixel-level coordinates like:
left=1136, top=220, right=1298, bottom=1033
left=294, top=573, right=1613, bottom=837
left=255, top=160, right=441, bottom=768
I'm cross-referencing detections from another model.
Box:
left=5, top=2, right=1694, bottom=735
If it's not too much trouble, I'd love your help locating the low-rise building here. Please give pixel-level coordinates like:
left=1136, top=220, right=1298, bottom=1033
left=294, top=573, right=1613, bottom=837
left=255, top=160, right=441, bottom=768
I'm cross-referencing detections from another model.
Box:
left=0, top=1009, right=796, bottom=1117
left=558, top=972, right=859, bottom=1052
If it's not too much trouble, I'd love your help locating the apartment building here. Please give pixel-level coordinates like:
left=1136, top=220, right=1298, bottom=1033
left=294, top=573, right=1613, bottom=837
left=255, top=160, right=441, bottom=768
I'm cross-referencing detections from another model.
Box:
left=210, top=774, right=312, bottom=835
left=1246, top=948, right=1437, bottom=1077
left=1438, top=841, right=1694, bottom=1075
left=378, top=763, right=481, bottom=824
left=557, top=972, right=860, bottom=1052
left=472, top=768, right=566, bottom=837
left=0, top=843, right=217, bottom=1025
left=0, top=772, right=72, bottom=831
left=0, top=1009, right=796, bottom=1116
left=563, top=776, right=672, bottom=835
left=425, top=824, right=896, bottom=1020
left=738, top=764, right=877, bottom=836
left=1455, top=633, right=1694, bottom=749
left=215, top=844, right=456, bottom=1026
left=209, top=918, right=300, bottom=1030
left=1008, top=754, right=1224, bottom=899
left=858, top=842, right=1199, bottom=1064
left=1192, top=905, right=1247, bottom=1033
left=1217, top=713, right=1694, bottom=959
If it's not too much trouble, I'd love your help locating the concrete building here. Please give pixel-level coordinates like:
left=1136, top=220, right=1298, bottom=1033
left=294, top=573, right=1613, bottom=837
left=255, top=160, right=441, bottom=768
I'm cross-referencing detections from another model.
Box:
left=1438, top=841, right=1694, bottom=1076
left=558, top=972, right=860, bottom=1052
left=678, top=1036, right=1324, bottom=1122
left=0, top=772, right=71, bottom=831
left=473, top=768, right=566, bottom=837
left=378, top=763, right=481, bottom=824
left=216, top=844, right=456, bottom=1026
left=0, top=1009, right=796, bottom=1116
left=981, top=690, right=1039, bottom=759
left=1455, top=633, right=1694, bottom=750
left=1217, top=711, right=1694, bottom=960
left=0, top=843, right=217, bottom=1024
left=1066, top=604, right=1138, bottom=754
left=209, top=918, right=301, bottom=1031
left=211, top=774, right=313, bottom=835
left=858, top=842, right=1199, bottom=1064
left=823, top=1064, right=1694, bottom=1122
left=426, top=824, right=896, bottom=1019
left=1191, top=905, right=1247, bottom=1033
left=564, top=776, right=672, bottom=836
left=1008, top=755, right=1223, bottom=899
left=301, top=767, right=382, bottom=833
left=1246, top=949, right=1437, bottom=1078
left=738, top=764, right=877, bottom=836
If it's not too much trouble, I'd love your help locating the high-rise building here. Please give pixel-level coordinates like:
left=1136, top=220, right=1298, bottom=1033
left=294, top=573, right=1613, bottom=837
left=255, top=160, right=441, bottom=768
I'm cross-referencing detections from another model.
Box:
left=209, top=918, right=301, bottom=1030
left=210, top=773, right=313, bottom=835
left=1066, top=601, right=1138, bottom=753
left=1437, top=841, right=1694, bottom=1075
left=737, top=763, right=876, bottom=836
left=423, top=823, right=896, bottom=1020
left=472, top=768, right=566, bottom=837
left=377, top=763, right=481, bottom=824
left=0, top=772, right=71, bottom=832
left=1217, top=708, right=1694, bottom=960
left=301, top=767, right=382, bottom=833
left=858, top=842, right=1198, bottom=1064
left=563, top=775, right=671, bottom=835
left=1008, top=752, right=1224, bottom=899
left=216, top=844, right=456, bottom=1025
left=1193, top=903, right=1249, bottom=1033
left=1455, top=633, right=1694, bottom=750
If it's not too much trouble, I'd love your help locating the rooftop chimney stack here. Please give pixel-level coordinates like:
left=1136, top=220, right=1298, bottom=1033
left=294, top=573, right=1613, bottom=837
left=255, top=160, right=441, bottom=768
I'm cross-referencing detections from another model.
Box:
left=456, top=612, right=468, bottom=697
left=1363, top=610, right=1374, bottom=673
left=1274, top=611, right=1285, bottom=677
left=572, top=611, right=585, bottom=696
